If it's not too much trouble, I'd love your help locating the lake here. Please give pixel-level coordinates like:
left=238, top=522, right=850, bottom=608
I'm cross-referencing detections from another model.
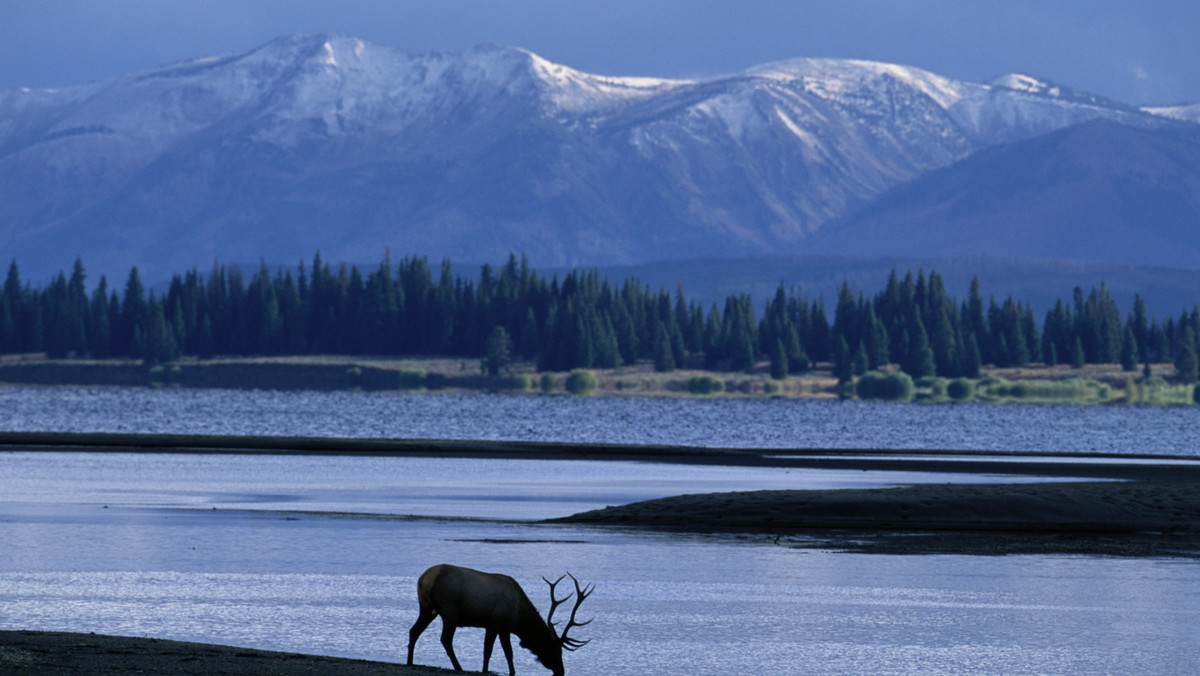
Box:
left=2, top=384, right=1200, bottom=454
left=2, top=386, right=1200, bottom=674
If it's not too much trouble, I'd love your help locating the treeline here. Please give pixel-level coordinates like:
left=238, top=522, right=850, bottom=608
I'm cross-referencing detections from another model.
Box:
left=828, top=272, right=1198, bottom=383
left=2, top=255, right=1199, bottom=383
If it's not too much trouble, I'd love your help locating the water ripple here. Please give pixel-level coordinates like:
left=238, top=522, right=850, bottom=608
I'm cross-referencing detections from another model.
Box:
left=1, top=386, right=1198, bottom=455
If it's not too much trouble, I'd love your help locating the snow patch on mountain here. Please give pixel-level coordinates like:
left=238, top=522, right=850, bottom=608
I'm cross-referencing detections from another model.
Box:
left=748, top=58, right=976, bottom=110
left=1144, top=102, right=1200, bottom=124
left=990, top=73, right=1056, bottom=96
left=523, top=50, right=688, bottom=114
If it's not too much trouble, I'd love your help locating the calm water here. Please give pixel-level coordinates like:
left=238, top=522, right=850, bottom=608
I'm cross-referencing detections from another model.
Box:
left=3, top=452, right=1199, bottom=675
left=3, top=386, right=1200, bottom=674
left=2, top=384, right=1200, bottom=454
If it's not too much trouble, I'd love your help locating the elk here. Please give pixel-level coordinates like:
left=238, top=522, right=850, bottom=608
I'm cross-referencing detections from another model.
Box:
left=406, top=563, right=593, bottom=676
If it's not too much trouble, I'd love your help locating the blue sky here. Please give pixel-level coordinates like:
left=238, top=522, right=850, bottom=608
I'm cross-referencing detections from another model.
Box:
left=1, top=1, right=1198, bottom=105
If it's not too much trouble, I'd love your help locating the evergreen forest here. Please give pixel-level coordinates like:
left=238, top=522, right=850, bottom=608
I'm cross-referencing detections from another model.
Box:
left=2, top=254, right=1199, bottom=385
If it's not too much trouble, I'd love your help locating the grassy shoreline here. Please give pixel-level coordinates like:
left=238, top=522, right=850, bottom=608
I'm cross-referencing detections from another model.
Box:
left=0, top=353, right=1195, bottom=404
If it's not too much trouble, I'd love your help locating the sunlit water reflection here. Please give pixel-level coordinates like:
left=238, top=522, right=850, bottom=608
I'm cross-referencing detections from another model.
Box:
left=3, top=386, right=1200, bottom=673
left=2, top=451, right=1199, bottom=675
left=3, top=509, right=1197, bottom=675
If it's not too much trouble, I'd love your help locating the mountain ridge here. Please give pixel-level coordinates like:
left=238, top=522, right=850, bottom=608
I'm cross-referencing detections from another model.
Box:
left=0, top=34, right=1195, bottom=284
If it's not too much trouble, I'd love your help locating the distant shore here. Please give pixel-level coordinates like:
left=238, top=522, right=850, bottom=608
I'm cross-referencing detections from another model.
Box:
left=4, top=430, right=1199, bottom=480
left=1, top=353, right=1193, bottom=404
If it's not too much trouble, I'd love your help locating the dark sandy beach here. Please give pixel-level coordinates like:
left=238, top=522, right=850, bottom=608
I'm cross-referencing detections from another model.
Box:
left=0, top=630, right=455, bottom=675
left=551, top=479, right=1200, bottom=556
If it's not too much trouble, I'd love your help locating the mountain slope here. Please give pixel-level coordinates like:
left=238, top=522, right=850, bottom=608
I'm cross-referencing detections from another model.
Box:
left=0, top=34, right=1183, bottom=283
left=810, top=119, right=1200, bottom=268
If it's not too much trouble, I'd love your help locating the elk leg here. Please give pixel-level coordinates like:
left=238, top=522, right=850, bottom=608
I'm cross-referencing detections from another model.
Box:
left=483, top=629, right=497, bottom=673
left=499, top=633, right=515, bottom=676
left=440, top=622, right=463, bottom=671
left=407, top=607, right=437, bottom=665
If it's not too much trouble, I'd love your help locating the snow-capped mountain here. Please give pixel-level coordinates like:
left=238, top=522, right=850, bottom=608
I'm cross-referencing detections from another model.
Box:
left=0, top=33, right=1190, bottom=283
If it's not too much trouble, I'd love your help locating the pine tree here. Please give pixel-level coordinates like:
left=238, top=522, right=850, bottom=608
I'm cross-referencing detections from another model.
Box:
left=1020, top=303, right=1040, bottom=365
left=43, top=272, right=73, bottom=358
left=669, top=315, right=687, bottom=368
left=962, top=333, right=982, bottom=378
left=807, top=298, right=831, bottom=362
left=1042, top=300, right=1070, bottom=367
left=1, top=261, right=22, bottom=352
left=964, top=277, right=988, bottom=363
left=521, top=308, right=544, bottom=360
left=834, top=336, right=854, bottom=383
left=118, top=267, right=146, bottom=357
left=737, top=330, right=756, bottom=374
left=657, top=319, right=676, bottom=372
left=904, top=315, right=936, bottom=377
left=138, top=295, right=179, bottom=364
left=593, top=313, right=620, bottom=369
left=276, top=271, right=307, bottom=354
left=702, top=304, right=722, bottom=369
left=0, top=293, right=12, bottom=356
left=86, top=277, right=112, bottom=358
left=247, top=263, right=282, bottom=354
left=931, top=309, right=957, bottom=376
left=1175, top=327, right=1199, bottom=384
left=864, top=304, right=889, bottom=370
left=853, top=341, right=869, bottom=376
left=1120, top=325, right=1138, bottom=372
left=1070, top=337, right=1086, bottom=369
left=831, top=282, right=860, bottom=355
left=483, top=325, right=512, bottom=377
left=66, top=259, right=88, bottom=354
left=785, top=324, right=808, bottom=373
left=769, top=338, right=787, bottom=380
left=1131, top=294, right=1150, bottom=362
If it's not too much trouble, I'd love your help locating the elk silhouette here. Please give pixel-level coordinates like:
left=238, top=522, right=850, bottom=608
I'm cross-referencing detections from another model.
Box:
left=407, top=564, right=593, bottom=675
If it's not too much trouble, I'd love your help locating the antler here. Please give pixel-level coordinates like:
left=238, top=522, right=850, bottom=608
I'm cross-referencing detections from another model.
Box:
left=544, top=574, right=569, bottom=627
left=544, top=572, right=593, bottom=651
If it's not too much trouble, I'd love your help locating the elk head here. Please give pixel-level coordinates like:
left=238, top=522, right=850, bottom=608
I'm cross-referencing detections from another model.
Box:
left=529, top=572, right=593, bottom=676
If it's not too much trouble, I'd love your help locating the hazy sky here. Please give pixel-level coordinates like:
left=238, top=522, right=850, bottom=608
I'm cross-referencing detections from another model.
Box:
left=2, top=1, right=1198, bottom=105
